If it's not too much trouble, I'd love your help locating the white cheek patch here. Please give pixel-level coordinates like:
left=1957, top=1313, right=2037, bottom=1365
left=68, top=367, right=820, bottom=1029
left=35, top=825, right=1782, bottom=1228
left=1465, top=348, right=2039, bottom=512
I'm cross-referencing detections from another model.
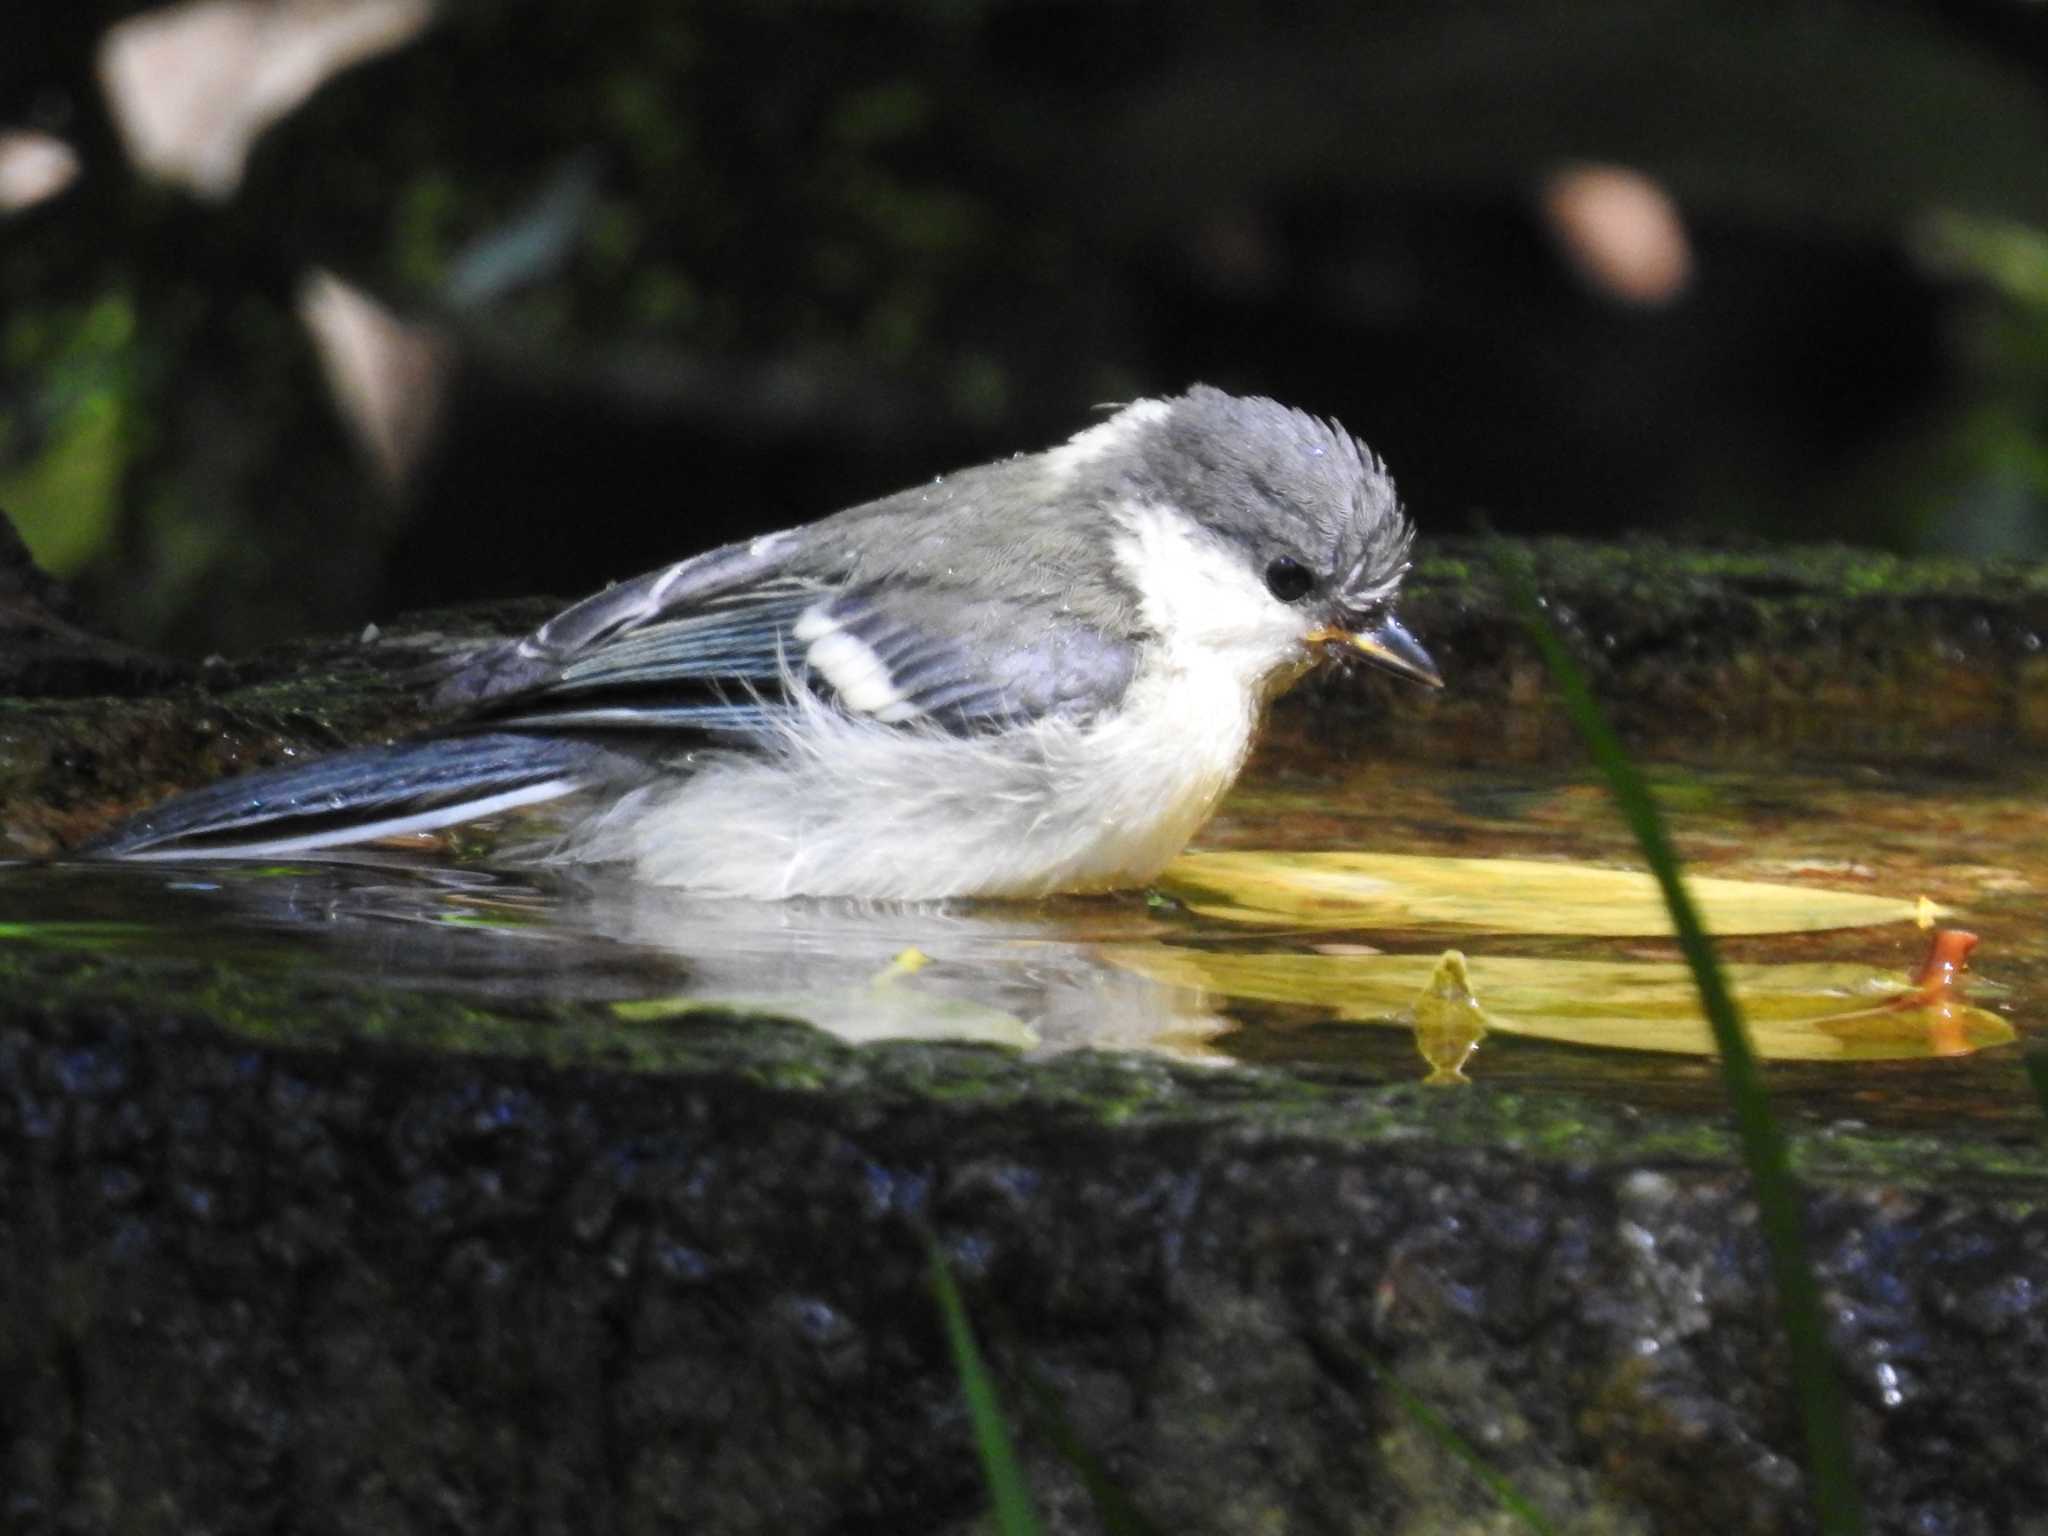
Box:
left=793, top=606, right=922, bottom=722
left=1111, top=500, right=1308, bottom=665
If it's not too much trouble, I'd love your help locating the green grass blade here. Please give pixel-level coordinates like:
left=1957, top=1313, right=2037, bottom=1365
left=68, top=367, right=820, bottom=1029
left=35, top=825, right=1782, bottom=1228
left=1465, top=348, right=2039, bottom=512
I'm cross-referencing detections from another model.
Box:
left=1498, top=549, right=1866, bottom=1536
left=1014, top=1367, right=1167, bottom=1536
left=928, top=1239, right=1043, bottom=1536
left=1363, top=1354, right=1562, bottom=1536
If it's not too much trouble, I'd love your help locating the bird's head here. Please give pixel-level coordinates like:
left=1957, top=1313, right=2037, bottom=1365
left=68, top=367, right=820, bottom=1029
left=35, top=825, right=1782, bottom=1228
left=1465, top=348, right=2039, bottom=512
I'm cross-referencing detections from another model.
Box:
left=1083, top=385, right=1442, bottom=691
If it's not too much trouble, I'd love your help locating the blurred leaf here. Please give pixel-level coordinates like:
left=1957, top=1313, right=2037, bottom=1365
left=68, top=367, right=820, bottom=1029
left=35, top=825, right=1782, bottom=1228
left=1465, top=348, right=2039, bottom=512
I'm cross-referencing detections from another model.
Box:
left=0, top=131, right=82, bottom=215
left=1920, top=213, right=2048, bottom=308
left=0, top=389, right=125, bottom=576
left=98, top=0, right=438, bottom=200
left=0, top=293, right=139, bottom=577
left=1162, top=851, right=1930, bottom=936
left=1901, top=212, right=2048, bottom=557
left=444, top=153, right=605, bottom=310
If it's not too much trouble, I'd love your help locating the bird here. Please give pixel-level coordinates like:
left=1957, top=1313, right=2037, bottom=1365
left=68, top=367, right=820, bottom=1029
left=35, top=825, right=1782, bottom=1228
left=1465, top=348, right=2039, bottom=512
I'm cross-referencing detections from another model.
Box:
left=84, top=385, right=1441, bottom=900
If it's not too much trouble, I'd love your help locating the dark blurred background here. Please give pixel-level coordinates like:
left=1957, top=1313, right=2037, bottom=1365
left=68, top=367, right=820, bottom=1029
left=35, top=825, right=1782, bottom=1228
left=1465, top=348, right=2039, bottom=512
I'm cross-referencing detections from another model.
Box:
left=4, top=0, right=2047, bottom=656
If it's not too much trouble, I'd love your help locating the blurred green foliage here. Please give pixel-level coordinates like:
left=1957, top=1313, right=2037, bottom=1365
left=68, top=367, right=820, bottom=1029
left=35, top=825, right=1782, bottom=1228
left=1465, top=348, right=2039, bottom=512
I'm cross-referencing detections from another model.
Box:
left=1909, top=214, right=2048, bottom=556
left=2, top=0, right=2046, bottom=652
left=0, top=292, right=137, bottom=575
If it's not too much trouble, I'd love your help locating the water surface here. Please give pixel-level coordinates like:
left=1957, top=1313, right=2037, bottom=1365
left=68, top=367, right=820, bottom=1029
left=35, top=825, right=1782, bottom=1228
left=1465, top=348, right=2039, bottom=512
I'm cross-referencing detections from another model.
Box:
left=5, top=746, right=2040, bottom=1134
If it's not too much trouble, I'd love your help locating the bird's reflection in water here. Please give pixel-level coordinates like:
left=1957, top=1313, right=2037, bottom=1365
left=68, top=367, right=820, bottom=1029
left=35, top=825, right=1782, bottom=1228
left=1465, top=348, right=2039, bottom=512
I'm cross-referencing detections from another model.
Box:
left=543, top=872, right=1235, bottom=1059
left=15, top=858, right=1234, bottom=1062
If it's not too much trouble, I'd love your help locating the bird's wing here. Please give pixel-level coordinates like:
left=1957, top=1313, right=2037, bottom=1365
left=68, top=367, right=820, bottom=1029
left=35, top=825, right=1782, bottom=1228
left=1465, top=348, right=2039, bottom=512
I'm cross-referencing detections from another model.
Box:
left=449, top=538, right=1137, bottom=738
left=431, top=532, right=802, bottom=705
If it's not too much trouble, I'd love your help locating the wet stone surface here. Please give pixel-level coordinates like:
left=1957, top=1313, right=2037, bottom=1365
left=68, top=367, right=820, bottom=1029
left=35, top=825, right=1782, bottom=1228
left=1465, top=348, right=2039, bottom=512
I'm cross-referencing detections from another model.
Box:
left=3, top=947, right=2047, bottom=1535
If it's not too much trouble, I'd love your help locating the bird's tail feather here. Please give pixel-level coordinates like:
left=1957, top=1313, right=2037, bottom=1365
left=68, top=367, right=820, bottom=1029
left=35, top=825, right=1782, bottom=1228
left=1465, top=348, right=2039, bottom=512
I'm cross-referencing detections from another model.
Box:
left=80, top=731, right=623, bottom=860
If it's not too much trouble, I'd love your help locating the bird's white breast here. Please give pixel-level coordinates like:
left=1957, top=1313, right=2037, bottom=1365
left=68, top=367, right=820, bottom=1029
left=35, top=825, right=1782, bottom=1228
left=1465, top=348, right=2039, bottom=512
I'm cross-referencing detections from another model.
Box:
left=561, top=502, right=1310, bottom=899
left=1072, top=498, right=1316, bottom=872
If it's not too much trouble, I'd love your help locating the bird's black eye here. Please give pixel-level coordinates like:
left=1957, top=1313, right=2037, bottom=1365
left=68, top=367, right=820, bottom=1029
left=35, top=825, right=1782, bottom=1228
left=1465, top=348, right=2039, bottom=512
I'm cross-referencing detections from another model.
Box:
left=1264, top=555, right=1315, bottom=603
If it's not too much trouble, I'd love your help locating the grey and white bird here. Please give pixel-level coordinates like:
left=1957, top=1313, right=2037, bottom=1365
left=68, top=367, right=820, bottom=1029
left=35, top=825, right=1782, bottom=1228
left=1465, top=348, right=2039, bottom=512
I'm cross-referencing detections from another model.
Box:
left=85, top=385, right=1440, bottom=899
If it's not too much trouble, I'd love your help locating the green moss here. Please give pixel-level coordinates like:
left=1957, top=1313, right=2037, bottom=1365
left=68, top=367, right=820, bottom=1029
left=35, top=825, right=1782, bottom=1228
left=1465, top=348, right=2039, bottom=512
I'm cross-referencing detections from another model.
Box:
left=2, top=942, right=2044, bottom=1193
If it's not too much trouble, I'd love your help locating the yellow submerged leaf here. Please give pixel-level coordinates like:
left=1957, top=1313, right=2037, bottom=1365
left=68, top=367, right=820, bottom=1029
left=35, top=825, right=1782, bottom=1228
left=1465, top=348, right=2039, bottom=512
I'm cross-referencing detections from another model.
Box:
left=1099, top=947, right=2013, bottom=1062
left=1161, top=851, right=1935, bottom=936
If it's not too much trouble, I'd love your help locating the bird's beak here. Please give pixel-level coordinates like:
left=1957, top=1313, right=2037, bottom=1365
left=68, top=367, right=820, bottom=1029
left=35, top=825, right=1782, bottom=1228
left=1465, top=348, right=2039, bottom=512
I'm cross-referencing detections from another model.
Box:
left=1309, top=613, right=1444, bottom=689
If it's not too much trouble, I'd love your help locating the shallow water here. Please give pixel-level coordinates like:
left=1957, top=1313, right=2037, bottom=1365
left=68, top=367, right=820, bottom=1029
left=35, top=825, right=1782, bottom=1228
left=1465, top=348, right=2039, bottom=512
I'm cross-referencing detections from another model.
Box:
left=4, top=746, right=2041, bottom=1133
